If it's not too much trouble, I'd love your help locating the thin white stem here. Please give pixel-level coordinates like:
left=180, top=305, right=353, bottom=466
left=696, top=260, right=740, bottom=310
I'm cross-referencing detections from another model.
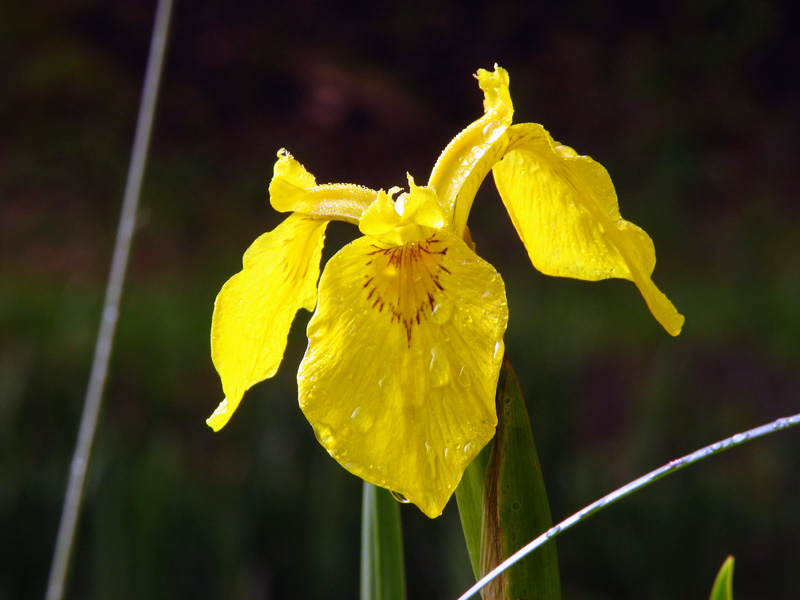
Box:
left=456, top=412, right=800, bottom=600
left=44, top=1, right=174, bottom=598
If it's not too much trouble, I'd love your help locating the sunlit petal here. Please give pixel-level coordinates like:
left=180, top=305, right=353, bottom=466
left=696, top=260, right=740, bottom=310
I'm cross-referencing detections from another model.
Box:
left=493, top=123, right=684, bottom=335
left=298, top=231, right=508, bottom=518
left=428, top=66, right=514, bottom=236
left=359, top=177, right=446, bottom=246
left=208, top=213, right=328, bottom=430
left=269, top=149, right=378, bottom=224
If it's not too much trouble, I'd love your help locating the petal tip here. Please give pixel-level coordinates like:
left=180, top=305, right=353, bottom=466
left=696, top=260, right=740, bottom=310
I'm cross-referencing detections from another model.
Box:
left=665, top=312, right=685, bottom=337
left=475, top=65, right=512, bottom=115
left=206, top=397, right=237, bottom=432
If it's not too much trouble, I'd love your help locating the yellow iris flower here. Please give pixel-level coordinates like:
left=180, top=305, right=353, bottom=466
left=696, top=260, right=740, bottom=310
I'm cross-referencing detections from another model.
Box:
left=208, top=66, right=684, bottom=518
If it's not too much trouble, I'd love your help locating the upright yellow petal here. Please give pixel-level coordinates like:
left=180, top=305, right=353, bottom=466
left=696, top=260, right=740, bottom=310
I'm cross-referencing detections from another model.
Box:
left=492, top=123, right=684, bottom=335
left=428, top=66, right=514, bottom=236
left=208, top=213, right=328, bottom=431
left=298, top=231, right=508, bottom=518
left=269, top=149, right=378, bottom=224
left=358, top=178, right=446, bottom=246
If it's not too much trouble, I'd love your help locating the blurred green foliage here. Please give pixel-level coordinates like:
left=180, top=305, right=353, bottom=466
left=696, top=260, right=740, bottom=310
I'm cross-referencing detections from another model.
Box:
left=2, top=0, right=799, bottom=599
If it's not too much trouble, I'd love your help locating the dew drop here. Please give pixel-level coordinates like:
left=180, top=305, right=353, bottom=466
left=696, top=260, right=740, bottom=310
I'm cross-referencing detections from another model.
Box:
left=492, top=341, right=504, bottom=364
left=463, top=441, right=474, bottom=455
left=391, top=490, right=410, bottom=503
left=457, top=365, right=472, bottom=388
left=350, top=406, right=361, bottom=420
left=378, top=377, right=391, bottom=400
left=429, top=347, right=450, bottom=387
left=430, top=301, right=454, bottom=325
left=309, top=321, right=329, bottom=338
left=598, top=223, right=605, bottom=234
left=545, top=525, right=561, bottom=538
left=317, top=424, right=333, bottom=446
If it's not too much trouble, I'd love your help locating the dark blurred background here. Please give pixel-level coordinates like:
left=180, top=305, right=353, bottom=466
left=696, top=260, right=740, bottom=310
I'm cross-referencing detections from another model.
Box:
left=2, top=0, right=799, bottom=598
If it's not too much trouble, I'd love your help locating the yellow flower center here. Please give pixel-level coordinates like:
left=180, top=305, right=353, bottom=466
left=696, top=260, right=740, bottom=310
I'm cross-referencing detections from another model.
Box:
left=362, top=235, right=451, bottom=345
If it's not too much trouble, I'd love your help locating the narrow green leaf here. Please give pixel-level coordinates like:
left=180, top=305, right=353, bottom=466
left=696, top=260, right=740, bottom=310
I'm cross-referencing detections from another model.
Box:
left=457, top=357, right=561, bottom=600
left=456, top=437, right=492, bottom=578
left=487, top=357, right=560, bottom=599
left=360, top=482, right=407, bottom=600
left=709, top=556, right=735, bottom=600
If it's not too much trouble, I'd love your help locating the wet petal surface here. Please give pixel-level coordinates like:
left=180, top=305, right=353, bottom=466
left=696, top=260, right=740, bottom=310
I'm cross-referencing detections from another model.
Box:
left=298, top=230, right=508, bottom=517
left=493, top=123, right=684, bottom=335
left=208, top=213, right=328, bottom=430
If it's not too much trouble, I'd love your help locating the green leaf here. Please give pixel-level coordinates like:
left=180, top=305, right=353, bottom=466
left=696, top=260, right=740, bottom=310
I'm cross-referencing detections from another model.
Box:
left=457, top=357, right=561, bottom=599
left=709, top=556, right=735, bottom=600
left=456, top=437, right=492, bottom=579
left=360, top=483, right=407, bottom=600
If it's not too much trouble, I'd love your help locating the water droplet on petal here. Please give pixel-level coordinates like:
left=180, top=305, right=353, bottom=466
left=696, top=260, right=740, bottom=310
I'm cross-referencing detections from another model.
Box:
left=316, top=424, right=333, bottom=446
left=430, top=301, right=454, bottom=325
left=457, top=365, right=472, bottom=388
left=492, top=341, right=504, bottom=364
left=598, top=223, right=605, bottom=234
left=429, top=347, right=450, bottom=387
left=378, top=377, right=390, bottom=400
left=350, top=406, right=361, bottom=420
left=391, top=490, right=410, bottom=503
left=309, top=321, right=329, bottom=338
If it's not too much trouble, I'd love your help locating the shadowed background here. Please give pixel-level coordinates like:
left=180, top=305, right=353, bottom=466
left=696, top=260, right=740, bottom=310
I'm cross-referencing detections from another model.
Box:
left=2, top=0, right=799, bottom=598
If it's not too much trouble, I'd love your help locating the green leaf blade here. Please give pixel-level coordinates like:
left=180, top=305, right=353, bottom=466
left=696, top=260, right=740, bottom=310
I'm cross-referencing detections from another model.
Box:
left=709, top=556, right=735, bottom=600
left=360, top=483, right=406, bottom=600
left=457, top=357, right=561, bottom=600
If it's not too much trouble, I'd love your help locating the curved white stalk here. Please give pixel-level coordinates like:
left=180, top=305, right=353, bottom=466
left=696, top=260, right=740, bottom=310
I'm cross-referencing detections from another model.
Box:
left=44, top=1, right=174, bottom=598
left=456, top=412, right=800, bottom=600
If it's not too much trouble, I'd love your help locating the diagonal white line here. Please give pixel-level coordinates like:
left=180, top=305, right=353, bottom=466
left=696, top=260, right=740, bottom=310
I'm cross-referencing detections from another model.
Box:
left=44, top=1, right=174, bottom=598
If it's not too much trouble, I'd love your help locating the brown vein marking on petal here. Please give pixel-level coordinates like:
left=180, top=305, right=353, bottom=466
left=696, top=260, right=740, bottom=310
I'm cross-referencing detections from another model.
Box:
left=364, top=235, right=449, bottom=346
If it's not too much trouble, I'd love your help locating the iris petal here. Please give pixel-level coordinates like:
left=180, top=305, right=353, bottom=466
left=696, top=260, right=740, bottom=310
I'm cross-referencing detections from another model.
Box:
left=208, top=213, right=328, bottom=430
left=428, top=66, right=514, bottom=236
left=492, top=123, right=684, bottom=335
left=298, top=231, right=508, bottom=517
left=269, top=149, right=378, bottom=224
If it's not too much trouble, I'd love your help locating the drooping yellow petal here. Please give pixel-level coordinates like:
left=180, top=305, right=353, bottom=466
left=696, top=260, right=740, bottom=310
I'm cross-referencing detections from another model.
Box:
left=298, top=231, right=508, bottom=518
left=269, top=149, right=378, bottom=224
left=492, top=123, right=684, bottom=335
left=208, top=213, right=328, bottom=431
left=428, top=66, right=514, bottom=236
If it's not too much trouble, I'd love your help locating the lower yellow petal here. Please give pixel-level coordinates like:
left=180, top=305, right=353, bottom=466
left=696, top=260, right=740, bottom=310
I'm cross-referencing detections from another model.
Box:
left=493, top=123, right=684, bottom=335
left=208, top=213, right=328, bottom=430
left=298, top=231, right=508, bottom=518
